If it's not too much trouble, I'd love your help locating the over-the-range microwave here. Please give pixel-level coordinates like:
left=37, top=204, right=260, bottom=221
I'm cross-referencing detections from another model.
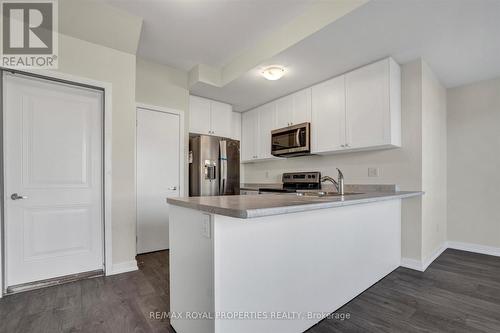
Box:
left=271, top=122, right=310, bottom=157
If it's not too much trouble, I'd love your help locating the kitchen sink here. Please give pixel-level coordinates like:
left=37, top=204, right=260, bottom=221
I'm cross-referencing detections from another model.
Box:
left=296, top=191, right=363, bottom=197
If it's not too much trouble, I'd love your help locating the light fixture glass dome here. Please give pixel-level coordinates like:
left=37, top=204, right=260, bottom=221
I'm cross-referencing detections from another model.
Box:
left=261, top=66, right=286, bottom=81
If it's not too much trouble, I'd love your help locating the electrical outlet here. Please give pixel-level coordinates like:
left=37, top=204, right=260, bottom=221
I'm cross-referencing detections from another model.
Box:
left=368, top=167, right=379, bottom=177
left=265, top=171, right=270, bottom=179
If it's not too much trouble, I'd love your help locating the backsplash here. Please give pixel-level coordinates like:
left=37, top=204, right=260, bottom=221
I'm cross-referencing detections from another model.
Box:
left=241, top=147, right=420, bottom=192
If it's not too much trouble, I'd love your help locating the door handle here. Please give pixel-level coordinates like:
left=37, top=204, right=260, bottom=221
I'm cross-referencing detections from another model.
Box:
left=295, top=128, right=301, bottom=147
left=168, top=186, right=177, bottom=191
left=11, top=193, right=28, bottom=200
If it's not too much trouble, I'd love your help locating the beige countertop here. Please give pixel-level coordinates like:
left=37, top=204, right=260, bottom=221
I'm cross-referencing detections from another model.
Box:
left=167, top=191, right=423, bottom=219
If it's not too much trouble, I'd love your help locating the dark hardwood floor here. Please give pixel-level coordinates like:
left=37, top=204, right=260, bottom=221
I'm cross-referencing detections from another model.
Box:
left=1, top=248, right=500, bottom=333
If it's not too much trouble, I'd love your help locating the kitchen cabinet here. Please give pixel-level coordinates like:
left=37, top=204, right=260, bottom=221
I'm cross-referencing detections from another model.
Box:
left=257, top=103, right=276, bottom=160
left=230, top=112, right=241, bottom=141
left=241, top=103, right=280, bottom=163
left=275, top=89, right=312, bottom=129
left=189, top=95, right=211, bottom=135
left=210, top=100, right=232, bottom=138
left=241, top=109, right=258, bottom=162
left=311, top=57, right=401, bottom=154
left=345, top=58, right=401, bottom=149
left=189, top=95, right=234, bottom=139
left=241, top=57, right=401, bottom=160
left=311, top=75, right=346, bottom=153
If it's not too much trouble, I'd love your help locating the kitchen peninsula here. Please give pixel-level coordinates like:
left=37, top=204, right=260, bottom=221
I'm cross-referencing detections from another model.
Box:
left=167, top=189, right=422, bottom=333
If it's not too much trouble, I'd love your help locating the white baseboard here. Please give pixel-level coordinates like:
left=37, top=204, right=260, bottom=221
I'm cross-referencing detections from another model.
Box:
left=110, top=260, right=138, bottom=275
left=401, top=243, right=446, bottom=272
left=447, top=241, right=500, bottom=257
left=422, top=243, right=448, bottom=271
left=401, top=241, right=500, bottom=272
left=400, top=257, right=424, bottom=271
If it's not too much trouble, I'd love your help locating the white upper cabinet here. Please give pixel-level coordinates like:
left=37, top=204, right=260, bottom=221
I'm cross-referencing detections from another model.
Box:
left=275, top=95, right=293, bottom=129
left=275, top=89, right=312, bottom=129
left=311, top=75, right=346, bottom=153
left=241, top=102, right=280, bottom=163
left=189, top=95, right=211, bottom=135
left=257, top=103, right=276, bottom=160
left=239, top=57, right=402, bottom=161
left=230, top=112, right=241, bottom=141
left=241, top=110, right=258, bottom=162
left=189, top=95, right=236, bottom=139
left=345, top=58, right=401, bottom=149
left=210, top=100, right=232, bottom=138
left=292, top=88, right=312, bottom=125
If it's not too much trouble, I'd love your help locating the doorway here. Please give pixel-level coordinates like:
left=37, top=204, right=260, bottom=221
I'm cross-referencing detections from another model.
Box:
left=2, top=72, right=105, bottom=292
left=136, top=106, right=183, bottom=254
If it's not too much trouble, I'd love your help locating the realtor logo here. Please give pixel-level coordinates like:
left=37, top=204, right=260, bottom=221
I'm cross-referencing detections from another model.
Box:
left=1, top=0, right=58, bottom=68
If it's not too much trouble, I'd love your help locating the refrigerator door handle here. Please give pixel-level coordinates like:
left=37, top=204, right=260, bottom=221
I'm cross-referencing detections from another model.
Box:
left=220, top=140, right=228, bottom=195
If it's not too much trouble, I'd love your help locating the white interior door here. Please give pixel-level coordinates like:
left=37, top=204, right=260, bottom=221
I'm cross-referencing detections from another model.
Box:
left=3, top=73, right=104, bottom=288
left=136, top=107, right=180, bottom=254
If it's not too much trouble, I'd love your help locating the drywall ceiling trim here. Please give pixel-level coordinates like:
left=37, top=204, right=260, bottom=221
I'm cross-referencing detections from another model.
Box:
left=189, top=64, right=222, bottom=88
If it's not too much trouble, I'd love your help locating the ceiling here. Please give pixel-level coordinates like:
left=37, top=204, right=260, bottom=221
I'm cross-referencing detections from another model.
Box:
left=104, top=0, right=315, bottom=71
left=190, top=0, right=500, bottom=111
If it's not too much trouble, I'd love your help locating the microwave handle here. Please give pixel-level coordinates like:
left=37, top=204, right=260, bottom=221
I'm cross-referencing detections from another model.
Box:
left=295, top=128, right=301, bottom=147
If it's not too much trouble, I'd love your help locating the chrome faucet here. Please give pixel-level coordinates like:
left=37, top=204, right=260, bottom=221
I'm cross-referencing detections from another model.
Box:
left=321, top=168, right=344, bottom=195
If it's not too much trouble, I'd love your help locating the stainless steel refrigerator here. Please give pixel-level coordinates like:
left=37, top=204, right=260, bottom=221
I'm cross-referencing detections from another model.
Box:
left=189, top=135, right=240, bottom=196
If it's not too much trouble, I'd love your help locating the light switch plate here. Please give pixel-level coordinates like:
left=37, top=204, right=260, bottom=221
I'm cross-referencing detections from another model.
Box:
left=368, top=167, right=379, bottom=177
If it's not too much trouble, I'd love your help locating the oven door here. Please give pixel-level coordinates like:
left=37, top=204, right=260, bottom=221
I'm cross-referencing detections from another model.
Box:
left=271, top=123, right=310, bottom=156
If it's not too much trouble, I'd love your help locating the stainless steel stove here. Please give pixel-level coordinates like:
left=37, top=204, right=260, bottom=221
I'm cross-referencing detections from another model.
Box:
left=258, top=172, right=321, bottom=194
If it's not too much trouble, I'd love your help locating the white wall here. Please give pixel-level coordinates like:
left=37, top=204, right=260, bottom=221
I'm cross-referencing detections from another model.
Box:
left=447, top=77, right=500, bottom=249
left=242, top=59, right=448, bottom=263
left=135, top=58, right=190, bottom=194
left=55, top=33, right=137, bottom=267
left=421, top=62, right=447, bottom=261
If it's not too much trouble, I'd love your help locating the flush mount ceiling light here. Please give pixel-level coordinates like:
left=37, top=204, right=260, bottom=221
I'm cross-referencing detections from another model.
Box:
left=261, top=65, right=286, bottom=81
